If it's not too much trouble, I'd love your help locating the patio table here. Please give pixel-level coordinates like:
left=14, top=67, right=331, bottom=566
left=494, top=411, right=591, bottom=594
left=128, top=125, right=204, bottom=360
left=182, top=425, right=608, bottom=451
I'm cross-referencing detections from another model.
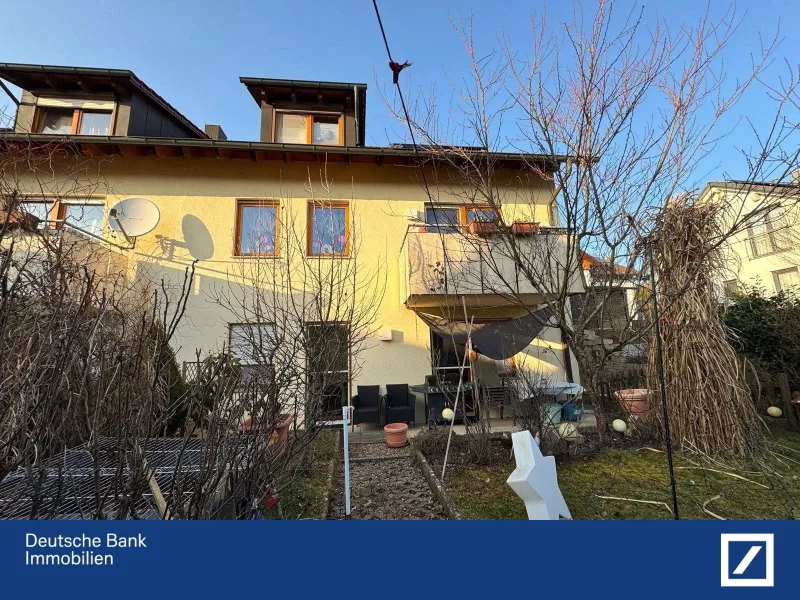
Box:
left=410, top=382, right=475, bottom=425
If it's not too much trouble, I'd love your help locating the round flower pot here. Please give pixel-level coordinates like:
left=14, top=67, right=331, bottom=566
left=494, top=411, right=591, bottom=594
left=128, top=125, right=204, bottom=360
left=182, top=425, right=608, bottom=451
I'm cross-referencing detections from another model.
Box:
left=384, top=423, right=409, bottom=448
left=615, top=389, right=649, bottom=419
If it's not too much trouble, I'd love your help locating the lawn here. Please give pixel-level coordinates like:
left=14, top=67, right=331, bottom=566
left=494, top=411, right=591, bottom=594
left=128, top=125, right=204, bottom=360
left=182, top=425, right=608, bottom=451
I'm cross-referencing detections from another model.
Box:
left=445, top=422, right=800, bottom=520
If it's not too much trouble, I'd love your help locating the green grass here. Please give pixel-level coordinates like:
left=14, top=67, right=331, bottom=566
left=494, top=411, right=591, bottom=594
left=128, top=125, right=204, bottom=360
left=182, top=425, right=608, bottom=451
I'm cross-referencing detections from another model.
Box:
left=447, top=423, right=800, bottom=520
left=263, top=430, right=339, bottom=520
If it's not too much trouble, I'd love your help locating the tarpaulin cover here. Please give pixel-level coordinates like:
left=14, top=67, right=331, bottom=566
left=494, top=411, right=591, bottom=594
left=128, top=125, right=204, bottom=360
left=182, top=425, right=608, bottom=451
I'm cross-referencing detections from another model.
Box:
left=416, top=305, right=555, bottom=360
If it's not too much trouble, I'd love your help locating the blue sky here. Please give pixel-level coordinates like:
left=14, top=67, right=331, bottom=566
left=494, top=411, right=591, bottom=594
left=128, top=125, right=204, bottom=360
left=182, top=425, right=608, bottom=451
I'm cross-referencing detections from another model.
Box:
left=0, top=0, right=796, bottom=183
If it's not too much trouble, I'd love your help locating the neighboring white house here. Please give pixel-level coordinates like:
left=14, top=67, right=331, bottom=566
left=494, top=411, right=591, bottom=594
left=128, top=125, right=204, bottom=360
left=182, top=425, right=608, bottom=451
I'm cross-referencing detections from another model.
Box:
left=698, top=180, right=800, bottom=298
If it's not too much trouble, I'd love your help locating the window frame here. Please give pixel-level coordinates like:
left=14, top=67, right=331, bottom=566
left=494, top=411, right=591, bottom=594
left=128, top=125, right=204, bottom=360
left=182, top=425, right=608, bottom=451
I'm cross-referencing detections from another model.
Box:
left=34, top=106, right=114, bottom=136
left=772, top=267, right=800, bottom=293
left=234, top=199, right=281, bottom=257
left=273, top=110, right=345, bottom=146
left=306, top=201, right=351, bottom=257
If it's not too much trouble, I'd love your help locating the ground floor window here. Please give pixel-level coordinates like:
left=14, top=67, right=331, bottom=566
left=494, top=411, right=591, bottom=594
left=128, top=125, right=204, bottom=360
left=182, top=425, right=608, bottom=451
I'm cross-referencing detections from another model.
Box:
left=773, top=267, right=800, bottom=293
left=229, top=322, right=275, bottom=380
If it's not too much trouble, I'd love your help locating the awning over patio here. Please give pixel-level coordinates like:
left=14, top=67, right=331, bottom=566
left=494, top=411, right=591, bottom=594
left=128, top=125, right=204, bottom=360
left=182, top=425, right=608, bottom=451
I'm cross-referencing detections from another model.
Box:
left=416, top=305, right=555, bottom=360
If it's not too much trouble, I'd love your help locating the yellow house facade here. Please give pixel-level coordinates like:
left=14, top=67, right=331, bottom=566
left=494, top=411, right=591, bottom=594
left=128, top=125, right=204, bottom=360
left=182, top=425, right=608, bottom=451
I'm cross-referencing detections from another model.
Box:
left=699, top=181, right=800, bottom=298
left=1, top=63, right=581, bottom=424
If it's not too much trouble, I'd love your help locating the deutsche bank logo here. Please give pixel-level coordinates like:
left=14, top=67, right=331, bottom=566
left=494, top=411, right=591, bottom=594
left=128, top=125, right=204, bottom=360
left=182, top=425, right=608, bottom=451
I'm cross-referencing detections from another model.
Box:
left=720, top=534, right=774, bottom=587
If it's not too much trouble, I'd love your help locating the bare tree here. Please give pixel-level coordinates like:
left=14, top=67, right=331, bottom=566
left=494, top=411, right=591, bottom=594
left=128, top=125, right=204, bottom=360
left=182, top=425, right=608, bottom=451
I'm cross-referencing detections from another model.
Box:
left=381, top=1, right=800, bottom=448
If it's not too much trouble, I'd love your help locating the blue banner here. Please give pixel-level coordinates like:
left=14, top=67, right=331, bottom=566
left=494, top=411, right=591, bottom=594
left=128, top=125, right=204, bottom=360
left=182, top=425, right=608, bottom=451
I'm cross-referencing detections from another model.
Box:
left=0, top=521, right=795, bottom=598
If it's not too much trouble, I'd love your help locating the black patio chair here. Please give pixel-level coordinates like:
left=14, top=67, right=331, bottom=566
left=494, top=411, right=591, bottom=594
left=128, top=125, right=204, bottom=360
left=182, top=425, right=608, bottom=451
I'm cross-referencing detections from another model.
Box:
left=351, top=385, right=383, bottom=430
left=385, top=384, right=416, bottom=427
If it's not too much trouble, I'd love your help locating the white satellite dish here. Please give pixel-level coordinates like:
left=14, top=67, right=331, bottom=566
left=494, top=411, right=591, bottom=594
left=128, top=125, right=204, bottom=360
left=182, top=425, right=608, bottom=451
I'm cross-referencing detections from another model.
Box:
left=108, top=197, right=160, bottom=241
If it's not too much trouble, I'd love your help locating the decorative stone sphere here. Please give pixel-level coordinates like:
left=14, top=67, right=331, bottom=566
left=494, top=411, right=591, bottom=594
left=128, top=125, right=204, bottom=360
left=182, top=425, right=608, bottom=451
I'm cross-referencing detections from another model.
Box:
left=767, top=406, right=783, bottom=418
left=442, top=408, right=455, bottom=421
left=612, top=419, right=628, bottom=433
left=558, top=422, right=580, bottom=441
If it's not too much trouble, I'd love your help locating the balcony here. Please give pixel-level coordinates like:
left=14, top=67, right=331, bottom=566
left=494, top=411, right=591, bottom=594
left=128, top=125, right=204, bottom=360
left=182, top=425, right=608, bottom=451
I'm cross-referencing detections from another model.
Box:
left=400, top=227, right=583, bottom=309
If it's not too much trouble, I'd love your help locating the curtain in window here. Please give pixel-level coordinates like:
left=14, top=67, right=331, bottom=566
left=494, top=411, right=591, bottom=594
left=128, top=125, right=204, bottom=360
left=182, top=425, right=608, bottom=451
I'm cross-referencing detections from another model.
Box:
left=276, top=114, right=308, bottom=144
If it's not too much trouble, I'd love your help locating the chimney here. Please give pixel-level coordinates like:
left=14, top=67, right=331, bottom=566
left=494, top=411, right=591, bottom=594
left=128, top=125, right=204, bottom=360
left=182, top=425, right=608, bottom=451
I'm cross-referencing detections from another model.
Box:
left=792, top=168, right=800, bottom=185
left=204, top=124, right=227, bottom=141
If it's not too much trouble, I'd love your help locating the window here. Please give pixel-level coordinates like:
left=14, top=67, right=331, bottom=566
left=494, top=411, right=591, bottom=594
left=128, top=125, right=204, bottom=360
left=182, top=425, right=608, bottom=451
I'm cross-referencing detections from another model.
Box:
left=20, top=200, right=56, bottom=228
left=425, top=206, right=460, bottom=232
left=19, top=198, right=103, bottom=234
left=36, top=107, right=111, bottom=135
left=747, top=209, right=792, bottom=258
left=723, top=279, right=739, bottom=299
left=275, top=112, right=342, bottom=145
left=424, top=205, right=500, bottom=232
left=773, top=267, right=800, bottom=293
left=63, top=201, right=105, bottom=236
left=229, top=323, right=275, bottom=380
left=78, top=112, right=112, bottom=135
left=39, top=109, right=74, bottom=134
left=308, top=202, right=349, bottom=256
left=229, top=323, right=275, bottom=365
left=235, top=200, right=279, bottom=256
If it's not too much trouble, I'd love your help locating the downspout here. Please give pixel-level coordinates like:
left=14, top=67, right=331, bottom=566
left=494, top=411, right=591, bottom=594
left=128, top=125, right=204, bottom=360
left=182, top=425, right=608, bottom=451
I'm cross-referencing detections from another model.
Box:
left=353, top=85, right=360, bottom=147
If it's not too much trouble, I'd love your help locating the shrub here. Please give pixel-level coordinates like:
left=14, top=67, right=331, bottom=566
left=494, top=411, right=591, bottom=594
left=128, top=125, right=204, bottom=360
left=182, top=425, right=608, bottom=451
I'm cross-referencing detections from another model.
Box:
left=722, top=285, right=800, bottom=390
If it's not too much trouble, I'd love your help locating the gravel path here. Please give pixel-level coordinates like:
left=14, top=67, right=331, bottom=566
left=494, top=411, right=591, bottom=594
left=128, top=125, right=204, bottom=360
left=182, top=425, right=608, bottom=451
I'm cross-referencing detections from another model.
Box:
left=328, top=444, right=445, bottom=520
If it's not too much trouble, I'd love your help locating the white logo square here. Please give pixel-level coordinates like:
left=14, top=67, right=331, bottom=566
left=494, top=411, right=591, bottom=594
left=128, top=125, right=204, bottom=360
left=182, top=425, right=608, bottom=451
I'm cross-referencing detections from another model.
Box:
left=720, top=533, right=774, bottom=587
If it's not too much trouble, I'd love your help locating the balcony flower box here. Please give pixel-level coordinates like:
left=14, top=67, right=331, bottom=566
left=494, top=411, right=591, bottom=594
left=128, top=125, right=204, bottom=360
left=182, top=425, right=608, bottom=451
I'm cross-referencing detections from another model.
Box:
left=511, top=221, right=540, bottom=236
left=469, top=221, right=500, bottom=235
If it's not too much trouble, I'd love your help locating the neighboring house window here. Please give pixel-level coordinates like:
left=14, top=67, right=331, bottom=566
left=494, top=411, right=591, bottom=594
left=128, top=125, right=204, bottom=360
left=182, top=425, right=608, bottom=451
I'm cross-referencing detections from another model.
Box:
left=229, top=323, right=275, bottom=380
left=308, top=202, right=349, bottom=256
left=773, top=267, right=800, bottom=293
left=747, top=209, right=792, bottom=257
left=274, top=112, right=343, bottom=146
left=36, top=107, right=111, bottom=135
left=723, top=279, right=739, bottom=299
left=235, top=200, right=279, bottom=256
left=424, top=205, right=499, bottom=232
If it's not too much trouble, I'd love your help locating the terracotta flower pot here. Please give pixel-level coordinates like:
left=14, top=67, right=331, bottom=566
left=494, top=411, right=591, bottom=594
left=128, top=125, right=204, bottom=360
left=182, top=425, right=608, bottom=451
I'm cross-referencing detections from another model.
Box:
left=384, top=423, right=409, bottom=448
left=469, top=221, right=499, bottom=235
left=511, top=222, right=540, bottom=236
left=615, top=389, right=649, bottom=419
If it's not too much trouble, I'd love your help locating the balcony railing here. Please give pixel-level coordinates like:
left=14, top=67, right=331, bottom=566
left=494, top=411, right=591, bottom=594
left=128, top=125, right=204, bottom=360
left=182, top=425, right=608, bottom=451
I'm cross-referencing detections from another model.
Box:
left=400, top=226, right=583, bottom=308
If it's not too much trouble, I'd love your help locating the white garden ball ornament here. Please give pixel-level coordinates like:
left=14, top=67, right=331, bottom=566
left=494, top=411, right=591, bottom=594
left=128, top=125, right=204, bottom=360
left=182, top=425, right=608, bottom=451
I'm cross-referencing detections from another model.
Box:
left=611, top=419, right=628, bottom=433
left=767, top=406, right=783, bottom=418
left=442, top=407, right=455, bottom=421
left=558, top=422, right=580, bottom=441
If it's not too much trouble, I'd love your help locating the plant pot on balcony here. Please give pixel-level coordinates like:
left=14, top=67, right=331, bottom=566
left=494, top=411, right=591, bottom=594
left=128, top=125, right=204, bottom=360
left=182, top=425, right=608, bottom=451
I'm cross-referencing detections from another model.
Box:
left=511, top=222, right=540, bottom=236
left=469, top=221, right=500, bottom=235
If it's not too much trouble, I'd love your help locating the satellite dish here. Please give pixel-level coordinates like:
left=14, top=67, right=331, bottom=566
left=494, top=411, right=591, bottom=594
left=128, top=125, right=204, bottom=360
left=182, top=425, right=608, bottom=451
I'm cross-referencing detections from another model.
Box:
left=108, top=197, right=160, bottom=239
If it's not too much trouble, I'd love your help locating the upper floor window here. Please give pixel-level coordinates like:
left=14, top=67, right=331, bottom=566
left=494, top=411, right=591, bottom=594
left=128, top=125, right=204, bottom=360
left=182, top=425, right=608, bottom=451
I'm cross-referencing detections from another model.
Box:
left=235, top=200, right=279, bottom=256
left=275, top=111, right=342, bottom=146
left=20, top=198, right=104, bottom=235
left=36, top=107, right=111, bottom=136
left=747, top=208, right=792, bottom=258
left=308, top=201, right=349, bottom=256
left=424, top=205, right=500, bottom=232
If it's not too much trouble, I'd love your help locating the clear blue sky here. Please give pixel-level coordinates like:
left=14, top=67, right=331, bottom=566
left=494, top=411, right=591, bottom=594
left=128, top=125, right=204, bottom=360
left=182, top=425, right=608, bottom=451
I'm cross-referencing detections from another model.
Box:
left=0, top=0, right=796, bottom=183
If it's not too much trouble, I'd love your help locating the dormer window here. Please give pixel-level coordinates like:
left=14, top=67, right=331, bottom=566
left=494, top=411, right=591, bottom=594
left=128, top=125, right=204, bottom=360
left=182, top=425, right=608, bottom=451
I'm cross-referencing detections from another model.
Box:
left=35, top=106, right=112, bottom=135
left=274, top=111, right=342, bottom=146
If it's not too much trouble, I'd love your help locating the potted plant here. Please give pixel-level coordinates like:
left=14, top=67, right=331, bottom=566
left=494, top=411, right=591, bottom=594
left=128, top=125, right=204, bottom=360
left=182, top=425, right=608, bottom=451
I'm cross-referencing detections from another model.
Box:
left=615, top=389, right=649, bottom=419
left=511, top=221, right=540, bottom=236
left=469, top=220, right=500, bottom=235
